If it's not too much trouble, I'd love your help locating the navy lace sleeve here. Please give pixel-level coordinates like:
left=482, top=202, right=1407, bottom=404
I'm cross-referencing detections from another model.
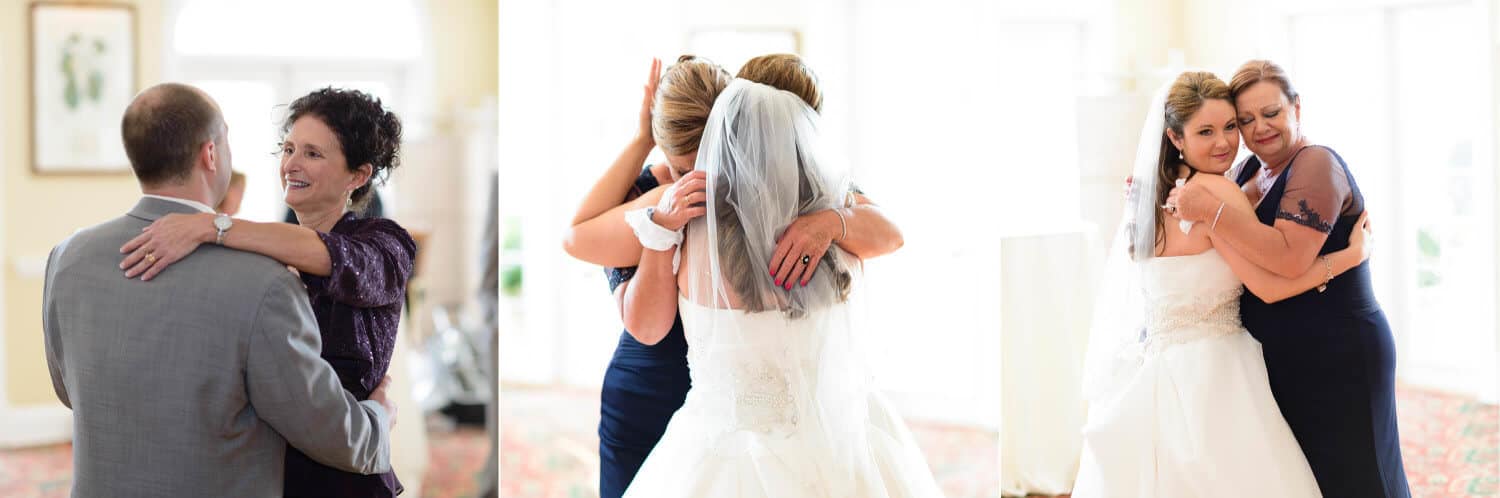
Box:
left=604, top=166, right=661, bottom=293
left=303, top=214, right=418, bottom=308
left=1276, top=146, right=1352, bottom=234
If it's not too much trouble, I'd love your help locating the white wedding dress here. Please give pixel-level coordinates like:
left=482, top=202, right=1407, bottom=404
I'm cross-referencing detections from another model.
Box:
left=1072, top=249, right=1321, bottom=498
left=622, top=78, right=944, bottom=498
left=620, top=297, right=946, bottom=498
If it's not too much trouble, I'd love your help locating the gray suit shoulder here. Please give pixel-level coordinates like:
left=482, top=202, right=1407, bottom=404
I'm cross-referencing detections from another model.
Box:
left=55, top=214, right=306, bottom=315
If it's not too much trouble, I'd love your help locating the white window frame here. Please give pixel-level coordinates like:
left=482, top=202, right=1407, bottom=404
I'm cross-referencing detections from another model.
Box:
left=163, top=0, right=427, bottom=222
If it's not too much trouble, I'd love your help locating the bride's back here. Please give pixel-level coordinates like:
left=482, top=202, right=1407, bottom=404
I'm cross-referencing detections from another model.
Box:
left=670, top=78, right=870, bottom=436
left=678, top=79, right=855, bottom=319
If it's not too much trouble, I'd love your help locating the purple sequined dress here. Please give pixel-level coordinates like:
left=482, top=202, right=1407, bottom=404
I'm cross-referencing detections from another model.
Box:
left=284, top=212, right=416, bottom=498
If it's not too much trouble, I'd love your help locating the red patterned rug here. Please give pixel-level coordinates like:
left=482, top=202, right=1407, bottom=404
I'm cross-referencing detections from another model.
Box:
left=500, top=384, right=1000, bottom=498
left=1015, top=385, right=1499, bottom=497
left=0, top=415, right=490, bottom=498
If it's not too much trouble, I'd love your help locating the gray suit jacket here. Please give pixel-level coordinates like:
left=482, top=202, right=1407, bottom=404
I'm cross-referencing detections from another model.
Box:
left=42, top=197, right=392, bottom=497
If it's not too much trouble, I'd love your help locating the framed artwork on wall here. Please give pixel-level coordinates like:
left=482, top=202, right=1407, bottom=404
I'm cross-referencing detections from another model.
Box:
left=30, top=2, right=137, bottom=174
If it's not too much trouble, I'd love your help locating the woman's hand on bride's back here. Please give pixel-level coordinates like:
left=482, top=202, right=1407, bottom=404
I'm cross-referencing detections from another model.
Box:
left=769, top=210, right=840, bottom=290
left=654, top=170, right=707, bottom=231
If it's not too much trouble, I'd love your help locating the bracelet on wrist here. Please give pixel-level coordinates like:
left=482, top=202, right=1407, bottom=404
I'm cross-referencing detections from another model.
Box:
left=831, top=208, right=848, bottom=242
left=1210, top=202, right=1226, bottom=232
left=1316, top=255, right=1333, bottom=293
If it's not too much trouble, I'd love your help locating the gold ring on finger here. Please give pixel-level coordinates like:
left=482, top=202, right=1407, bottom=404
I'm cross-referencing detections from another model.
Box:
left=145, top=253, right=157, bottom=264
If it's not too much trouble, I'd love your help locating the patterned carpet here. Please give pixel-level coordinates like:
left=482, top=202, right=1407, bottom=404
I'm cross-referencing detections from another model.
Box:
left=500, top=384, right=1000, bottom=498
left=1016, top=385, right=1499, bottom=497
left=0, top=415, right=490, bottom=498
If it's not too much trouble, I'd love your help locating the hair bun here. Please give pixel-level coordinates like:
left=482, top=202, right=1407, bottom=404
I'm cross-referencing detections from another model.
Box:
left=677, top=54, right=698, bottom=64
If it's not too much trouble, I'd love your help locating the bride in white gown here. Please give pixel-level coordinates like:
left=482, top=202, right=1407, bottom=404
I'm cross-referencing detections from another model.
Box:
left=616, top=78, right=945, bottom=498
left=1072, top=71, right=1372, bottom=497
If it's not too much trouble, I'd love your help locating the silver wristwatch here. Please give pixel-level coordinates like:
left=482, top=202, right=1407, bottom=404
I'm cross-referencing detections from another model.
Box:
left=213, top=213, right=233, bottom=245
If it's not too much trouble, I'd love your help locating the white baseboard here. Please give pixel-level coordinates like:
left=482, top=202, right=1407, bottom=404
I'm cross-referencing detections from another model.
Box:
left=0, top=404, right=73, bottom=449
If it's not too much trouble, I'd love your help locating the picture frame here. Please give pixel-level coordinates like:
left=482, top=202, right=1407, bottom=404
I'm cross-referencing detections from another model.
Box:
left=29, top=1, right=137, bottom=174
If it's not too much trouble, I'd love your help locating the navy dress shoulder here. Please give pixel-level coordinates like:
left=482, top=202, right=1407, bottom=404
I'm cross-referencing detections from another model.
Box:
left=597, top=166, right=692, bottom=498
left=1234, top=146, right=1411, bottom=498
left=284, top=212, right=416, bottom=498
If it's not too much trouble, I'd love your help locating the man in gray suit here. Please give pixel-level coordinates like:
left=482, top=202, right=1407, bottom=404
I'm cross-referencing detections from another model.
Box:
left=42, top=82, right=395, bottom=497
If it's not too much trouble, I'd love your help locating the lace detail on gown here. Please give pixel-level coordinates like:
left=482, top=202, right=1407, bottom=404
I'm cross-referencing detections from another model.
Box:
left=729, top=352, right=800, bottom=433
left=1128, top=250, right=1249, bottom=356
left=1143, top=288, right=1242, bottom=351
left=678, top=303, right=808, bottom=436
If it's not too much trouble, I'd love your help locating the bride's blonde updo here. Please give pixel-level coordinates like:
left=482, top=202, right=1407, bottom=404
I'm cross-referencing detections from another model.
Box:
left=736, top=53, right=823, bottom=112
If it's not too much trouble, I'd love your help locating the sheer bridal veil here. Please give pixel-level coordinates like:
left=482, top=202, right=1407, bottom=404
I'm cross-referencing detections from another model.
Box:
left=681, top=78, right=878, bottom=495
left=1080, top=81, right=1174, bottom=402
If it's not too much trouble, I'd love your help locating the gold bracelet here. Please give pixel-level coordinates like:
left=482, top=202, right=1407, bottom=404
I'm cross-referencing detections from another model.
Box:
left=1316, top=255, right=1333, bottom=293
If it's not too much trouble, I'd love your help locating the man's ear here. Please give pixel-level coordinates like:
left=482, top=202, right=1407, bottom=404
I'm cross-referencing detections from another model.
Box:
left=201, top=140, right=218, bottom=173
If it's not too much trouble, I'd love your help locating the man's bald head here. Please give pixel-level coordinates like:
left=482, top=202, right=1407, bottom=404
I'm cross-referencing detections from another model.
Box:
left=121, top=83, right=224, bottom=186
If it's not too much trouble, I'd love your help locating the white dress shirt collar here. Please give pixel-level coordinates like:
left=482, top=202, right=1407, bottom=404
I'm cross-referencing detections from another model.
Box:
left=143, top=194, right=216, bottom=214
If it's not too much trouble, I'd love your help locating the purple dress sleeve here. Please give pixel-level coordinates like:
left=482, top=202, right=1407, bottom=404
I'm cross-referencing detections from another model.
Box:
left=303, top=216, right=417, bottom=308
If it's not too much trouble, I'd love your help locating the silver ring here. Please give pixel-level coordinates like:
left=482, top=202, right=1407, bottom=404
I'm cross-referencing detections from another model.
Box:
left=801, top=255, right=812, bottom=265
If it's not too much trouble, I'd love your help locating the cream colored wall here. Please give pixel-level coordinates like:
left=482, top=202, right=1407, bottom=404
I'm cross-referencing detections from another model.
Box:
left=430, top=0, right=498, bottom=115
left=1178, top=1, right=1275, bottom=74
left=1112, top=0, right=1184, bottom=86
left=3, top=0, right=164, bottom=407
left=1, top=0, right=497, bottom=407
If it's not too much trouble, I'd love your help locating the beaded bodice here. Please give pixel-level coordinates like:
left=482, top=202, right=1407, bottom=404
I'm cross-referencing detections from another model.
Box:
left=676, top=297, right=835, bottom=435
left=1138, top=250, right=1246, bottom=351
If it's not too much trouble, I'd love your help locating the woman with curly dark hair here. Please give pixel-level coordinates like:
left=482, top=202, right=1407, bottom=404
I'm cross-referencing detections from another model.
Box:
left=117, top=87, right=416, bottom=497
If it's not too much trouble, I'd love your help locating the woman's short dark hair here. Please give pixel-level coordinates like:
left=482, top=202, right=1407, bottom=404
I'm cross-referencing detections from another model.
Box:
left=282, top=88, right=402, bottom=210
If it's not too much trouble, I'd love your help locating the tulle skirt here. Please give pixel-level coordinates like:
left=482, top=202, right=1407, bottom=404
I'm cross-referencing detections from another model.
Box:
left=621, top=390, right=945, bottom=498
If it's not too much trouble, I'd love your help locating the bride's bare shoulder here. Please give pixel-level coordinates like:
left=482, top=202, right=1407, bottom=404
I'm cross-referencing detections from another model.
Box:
left=1188, top=172, right=1236, bottom=189
left=1190, top=173, right=1252, bottom=209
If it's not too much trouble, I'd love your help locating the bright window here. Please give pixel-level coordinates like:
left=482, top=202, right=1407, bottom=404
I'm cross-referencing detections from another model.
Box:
left=169, top=0, right=419, bottom=222
left=1285, top=1, right=1495, bottom=396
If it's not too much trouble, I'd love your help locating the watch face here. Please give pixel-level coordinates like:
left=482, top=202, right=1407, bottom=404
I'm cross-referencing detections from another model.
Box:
left=214, top=215, right=232, bottom=230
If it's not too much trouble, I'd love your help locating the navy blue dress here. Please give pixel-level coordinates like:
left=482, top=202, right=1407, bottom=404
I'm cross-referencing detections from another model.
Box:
left=1234, top=146, right=1410, bottom=498
left=597, top=167, right=691, bottom=498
